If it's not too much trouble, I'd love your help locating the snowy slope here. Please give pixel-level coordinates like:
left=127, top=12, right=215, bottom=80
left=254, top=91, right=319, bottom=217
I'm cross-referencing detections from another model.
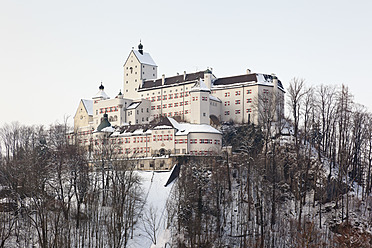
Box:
left=127, top=169, right=175, bottom=248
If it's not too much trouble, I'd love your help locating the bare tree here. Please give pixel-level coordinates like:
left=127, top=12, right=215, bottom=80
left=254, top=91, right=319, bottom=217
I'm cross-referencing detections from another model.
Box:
left=141, top=205, right=159, bottom=245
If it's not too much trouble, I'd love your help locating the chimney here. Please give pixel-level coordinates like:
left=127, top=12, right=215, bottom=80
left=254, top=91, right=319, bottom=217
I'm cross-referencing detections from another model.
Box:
left=162, top=74, right=165, bottom=85
left=246, top=69, right=251, bottom=74
left=183, top=71, right=187, bottom=81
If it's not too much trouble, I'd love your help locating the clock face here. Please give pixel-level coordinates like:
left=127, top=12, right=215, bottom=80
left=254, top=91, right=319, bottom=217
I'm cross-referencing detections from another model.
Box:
left=80, top=115, right=84, bottom=120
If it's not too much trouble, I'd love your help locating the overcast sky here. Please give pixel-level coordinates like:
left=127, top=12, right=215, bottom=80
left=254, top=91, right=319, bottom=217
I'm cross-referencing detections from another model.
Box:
left=1, top=0, right=371, bottom=127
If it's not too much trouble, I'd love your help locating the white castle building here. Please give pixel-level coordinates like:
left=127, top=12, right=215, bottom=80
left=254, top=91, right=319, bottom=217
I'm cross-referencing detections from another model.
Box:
left=71, top=43, right=285, bottom=165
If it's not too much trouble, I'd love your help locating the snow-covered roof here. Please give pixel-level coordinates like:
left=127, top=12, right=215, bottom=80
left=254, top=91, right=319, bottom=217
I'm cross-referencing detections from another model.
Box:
left=209, top=95, right=221, bottom=102
left=153, top=125, right=173, bottom=129
left=167, top=117, right=221, bottom=135
left=92, top=89, right=110, bottom=100
left=100, top=126, right=115, bottom=133
left=127, top=102, right=141, bottom=110
left=132, top=50, right=157, bottom=66
left=81, top=99, right=93, bottom=116
left=190, top=79, right=211, bottom=92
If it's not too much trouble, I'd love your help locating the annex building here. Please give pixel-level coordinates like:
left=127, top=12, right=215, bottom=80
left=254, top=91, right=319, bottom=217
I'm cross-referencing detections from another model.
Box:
left=71, top=43, right=285, bottom=168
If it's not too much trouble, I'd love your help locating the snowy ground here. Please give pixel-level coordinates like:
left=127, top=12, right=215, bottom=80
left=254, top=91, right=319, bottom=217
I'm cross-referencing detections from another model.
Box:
left=127, top=169, right=176, bottom=248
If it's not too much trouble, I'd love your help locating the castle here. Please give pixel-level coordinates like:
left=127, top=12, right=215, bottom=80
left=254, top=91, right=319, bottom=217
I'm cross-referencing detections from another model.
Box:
left=71, top=43, right=285, bottom=169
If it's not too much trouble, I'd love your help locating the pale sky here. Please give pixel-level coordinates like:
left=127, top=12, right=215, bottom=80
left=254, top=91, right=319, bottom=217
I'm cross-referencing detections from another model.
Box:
left=1, top=0, right=371, bottom=127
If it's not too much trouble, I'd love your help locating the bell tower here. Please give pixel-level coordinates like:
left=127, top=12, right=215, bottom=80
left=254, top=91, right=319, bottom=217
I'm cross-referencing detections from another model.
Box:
left=123, top=42, right=157, bottom=99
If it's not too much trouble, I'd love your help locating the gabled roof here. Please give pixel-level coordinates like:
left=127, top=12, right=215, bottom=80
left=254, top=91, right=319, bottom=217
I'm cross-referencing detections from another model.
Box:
left=213, top=73, right=284, bottom=89
left=81, top=99, right=93, bottom=116
left=133, top=50, right=156, bottom=66
left=113, top=116, right=175, bottom=136
left=125, top=50, right=157, bottom=67
left=213, top=73, right=258, bottom=86
left=140, top=71, right=205, bottom=90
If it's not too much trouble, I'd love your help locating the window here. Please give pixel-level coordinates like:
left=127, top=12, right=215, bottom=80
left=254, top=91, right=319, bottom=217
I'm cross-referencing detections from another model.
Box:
left=184, top=101, right=189, bottom=105
left=247, top=89, right=252, bottom=94
left=151, top=97, right=155, bottom=102
left=168, top=112, right=172, bottom=116
left=247, top=98, right=252, bottom=103
left=225, top=111, right=230, bottom=115
left=263, top=89, right=269, bottom=94
left=174, top=93, right=178, bottom=99
left=163, top=104, right=167, bottom=108
left=235, top=110, right=241, bottom=114
left=225, top=101, right=230, bottom=106
left=246, top=108, right=252, bottom=113
left=169, top=94, right=173, bottom=99
left=163, top=95, right=167, bottom=100
left=157, top=105, right=161, bottom=109
left=185, top=110, right=189, bottom=114
left=180, top=92, right=184, bottom=97
left=141, top=108, right=143, bottom=113
left=157, top=96, right=161, bottom=101
left=203, top=113, right=206, bottom=116
left=225, top=92, right=230, bottom=97
left=235, top=100, right=240, bottom=105
left=202, top=96, right=208, bottom=101
left=235, top=91, right=241, bottom=96
left=151, top=106, right=155, bottom=110
left=180, top=101, right=183, bottom=106
left=174, top=103, right=178, bottom=107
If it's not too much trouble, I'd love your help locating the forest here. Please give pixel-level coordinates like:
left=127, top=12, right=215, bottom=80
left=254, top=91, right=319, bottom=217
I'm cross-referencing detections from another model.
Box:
left=0, top=79, right=371, bottom=247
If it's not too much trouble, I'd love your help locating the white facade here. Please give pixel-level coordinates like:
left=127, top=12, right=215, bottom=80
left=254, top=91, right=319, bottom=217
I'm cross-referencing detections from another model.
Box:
left=73, top=43, right=285, bottom=159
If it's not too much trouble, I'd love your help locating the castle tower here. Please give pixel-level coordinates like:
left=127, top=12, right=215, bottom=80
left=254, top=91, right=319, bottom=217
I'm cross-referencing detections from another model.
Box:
left=190, top=79, right=210, bottom=124
left=123, top=42, right=157, bottom=99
